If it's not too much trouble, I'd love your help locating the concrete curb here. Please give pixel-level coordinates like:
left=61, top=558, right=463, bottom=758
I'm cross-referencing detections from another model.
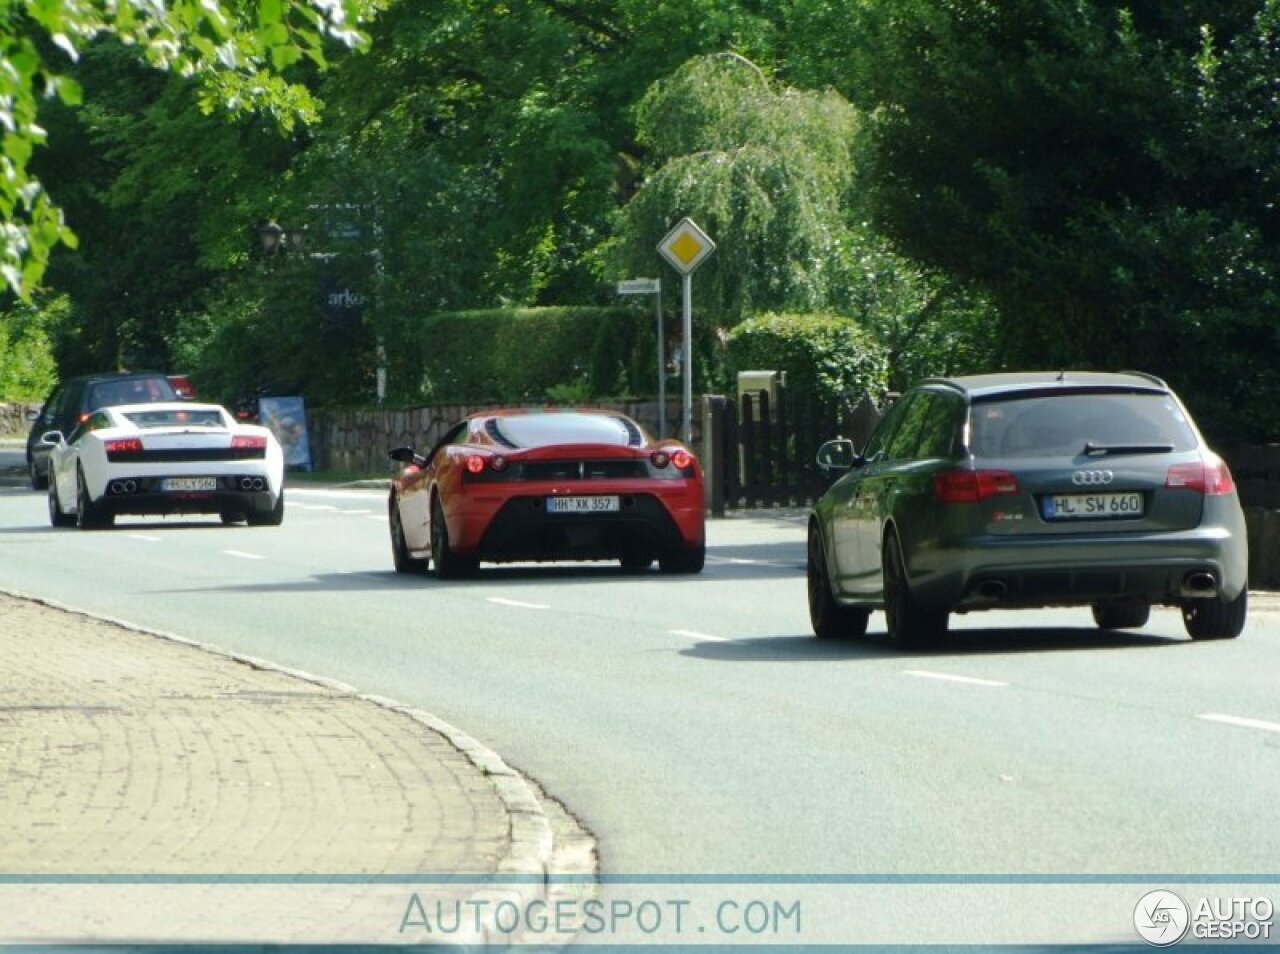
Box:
left=0, top=585, right=557, bottom=918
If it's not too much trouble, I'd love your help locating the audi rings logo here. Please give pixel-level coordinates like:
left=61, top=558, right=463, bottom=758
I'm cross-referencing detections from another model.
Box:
left=1072, top=469, right=1114, bottom=486
left=1135, top=890, right=1191, bottom=946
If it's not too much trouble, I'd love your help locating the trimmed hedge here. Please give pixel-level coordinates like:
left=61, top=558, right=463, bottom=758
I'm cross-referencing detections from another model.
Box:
left=723, top=312, right=889, bottom=406
left=396, top=306, right=664, bottom=403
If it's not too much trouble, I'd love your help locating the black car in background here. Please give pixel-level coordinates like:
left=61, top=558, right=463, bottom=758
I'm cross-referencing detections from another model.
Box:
left=807, top=371, right=1250, bottom=648
left=25, top=372, right=180, bottom=489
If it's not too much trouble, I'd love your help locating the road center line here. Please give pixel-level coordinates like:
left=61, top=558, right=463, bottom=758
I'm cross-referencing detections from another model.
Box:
left=669, top=629, right=731, bottom=643
left=1198, top=713, right=1280, bottom=734
left=487, top=597, right=550, bottom=610
left=222, top=550, right=266, bottom=561
left=904, top=669, right=1008, bottom=687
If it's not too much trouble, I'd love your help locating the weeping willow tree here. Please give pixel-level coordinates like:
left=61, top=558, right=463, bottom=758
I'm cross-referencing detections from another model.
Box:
left=608, top=52, right=859, bottom=323
left=605, top=51, right=998, bottom=388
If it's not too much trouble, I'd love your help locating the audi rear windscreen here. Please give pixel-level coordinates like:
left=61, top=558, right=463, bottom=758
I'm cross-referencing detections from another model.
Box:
left=969, top=392, right=1199, bottom=459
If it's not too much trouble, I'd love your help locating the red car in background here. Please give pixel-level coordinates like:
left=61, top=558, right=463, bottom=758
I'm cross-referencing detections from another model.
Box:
left=167, top=374, right=197, bottom=399
left=388, top=409, right=706, bottom=577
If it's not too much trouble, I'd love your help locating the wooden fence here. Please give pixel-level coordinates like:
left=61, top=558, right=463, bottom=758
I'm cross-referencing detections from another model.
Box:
left=1220, top=445, right=1280, bottom=510
left=702, top=388, right=883, bottom=514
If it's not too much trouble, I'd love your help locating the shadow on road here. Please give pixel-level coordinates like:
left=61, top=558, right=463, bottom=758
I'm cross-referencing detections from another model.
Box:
left=678, top=627, right=1185, bottom=661
left=142, top=557, right=805, bottom=595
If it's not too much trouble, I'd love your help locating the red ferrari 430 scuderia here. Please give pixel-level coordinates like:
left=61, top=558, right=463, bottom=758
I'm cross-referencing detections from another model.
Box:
left=388, top=408, right=706, bottom=577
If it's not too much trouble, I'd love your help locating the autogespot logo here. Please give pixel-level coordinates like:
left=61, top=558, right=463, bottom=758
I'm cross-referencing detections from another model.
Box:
left=1135, top=890, right=1191, bottom=946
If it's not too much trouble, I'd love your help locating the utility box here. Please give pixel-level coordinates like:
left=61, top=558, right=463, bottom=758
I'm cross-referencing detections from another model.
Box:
left=737, top=370, right=786, bottom=422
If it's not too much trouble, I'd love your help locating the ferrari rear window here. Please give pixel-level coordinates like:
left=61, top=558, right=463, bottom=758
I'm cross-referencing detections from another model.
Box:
left=123, top=409, right=226, bottom=429
left=969, top=392, right=1198, bottom=459
left=487, top=413, right=643, bottom=448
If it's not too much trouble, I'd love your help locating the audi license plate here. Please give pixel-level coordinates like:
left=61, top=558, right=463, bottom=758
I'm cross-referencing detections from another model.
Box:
left=1043, top=492, right=1143, bottom=519
left=162, top=477, right=218, bottom=492
left=546, top=495, right=620, bottom=514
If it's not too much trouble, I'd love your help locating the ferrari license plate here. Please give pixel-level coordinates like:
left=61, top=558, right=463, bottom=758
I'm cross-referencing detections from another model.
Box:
left=546, top=495, right=620, bottom=514
left=1044, top=492, right=1143, bottom=519
left=163, top=477, right=218, bottom=492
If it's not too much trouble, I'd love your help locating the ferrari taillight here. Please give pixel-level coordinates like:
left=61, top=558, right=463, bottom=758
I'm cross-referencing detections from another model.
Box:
left=651, top=448, right=695, bottom=471
left=464, top=455, right=486, bottom=474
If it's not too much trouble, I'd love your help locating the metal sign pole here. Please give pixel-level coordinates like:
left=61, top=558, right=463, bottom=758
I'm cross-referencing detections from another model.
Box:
left=682, top=273, right=693, bottom=444
left=656, top=217, right=715, bottom=447
left=656, top=284, right=666, bottom=439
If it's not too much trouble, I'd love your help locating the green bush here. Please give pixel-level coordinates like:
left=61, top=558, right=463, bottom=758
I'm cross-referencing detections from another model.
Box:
left=723, top=312, right=889, bottom=407
left=0, top=295, right=61, bottom=401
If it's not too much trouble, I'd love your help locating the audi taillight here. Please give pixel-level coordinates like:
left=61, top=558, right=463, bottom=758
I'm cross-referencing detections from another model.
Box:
left=934, top=469, right=1019, bottom=503
left=104, top=437, right=143, bottom=455
left=231, top=435, right=267, bottom=450
left=1166, top=458, right=1235, bottom=495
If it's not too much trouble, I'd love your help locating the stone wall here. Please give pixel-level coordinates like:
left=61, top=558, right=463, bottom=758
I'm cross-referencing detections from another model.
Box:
left=0, top=403, right=37, bottom=438
left=307, top=400, right=693, bottom=476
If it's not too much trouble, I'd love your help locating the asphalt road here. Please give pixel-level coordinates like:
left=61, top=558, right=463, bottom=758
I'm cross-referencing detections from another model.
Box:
left=2, top=450, right=1279, bottom=882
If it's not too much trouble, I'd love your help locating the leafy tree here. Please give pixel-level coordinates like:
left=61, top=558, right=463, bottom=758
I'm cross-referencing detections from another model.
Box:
left=805, top=0, right=1280, bottom=439
left=0, top=0, right=375, bottom=299
left=608, top=51, right=998, bottom=391
left=608, top=52, right=860, bottom=324
left=31, top=41, right=308, bottom=376
left=305, top=1, right=787, bottom=318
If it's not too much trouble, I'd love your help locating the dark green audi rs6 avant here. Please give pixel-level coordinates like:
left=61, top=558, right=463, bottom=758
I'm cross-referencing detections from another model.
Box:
left=807, top=371, right=1248, bottom=648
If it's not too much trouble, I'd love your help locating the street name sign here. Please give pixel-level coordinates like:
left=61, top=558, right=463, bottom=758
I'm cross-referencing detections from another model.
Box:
left=617, top=278, right=661, bottom=295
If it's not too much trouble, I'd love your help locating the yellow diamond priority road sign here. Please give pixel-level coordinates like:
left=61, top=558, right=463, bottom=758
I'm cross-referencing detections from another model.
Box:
left=658, top=217, right=715, bottom=275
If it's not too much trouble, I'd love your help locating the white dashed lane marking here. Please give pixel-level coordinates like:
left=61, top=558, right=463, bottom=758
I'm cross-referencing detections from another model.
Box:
left=222, top=550, right=266, bottom=561
left=487, top=597, right=550, bottom=610
left=669, top=629, right=731, bottom=643
left=904, top=669, right=1009, bottom=688
left=127, top=534, right=162, bottom=542
left=1198, top=713, right=1280, bottom=735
